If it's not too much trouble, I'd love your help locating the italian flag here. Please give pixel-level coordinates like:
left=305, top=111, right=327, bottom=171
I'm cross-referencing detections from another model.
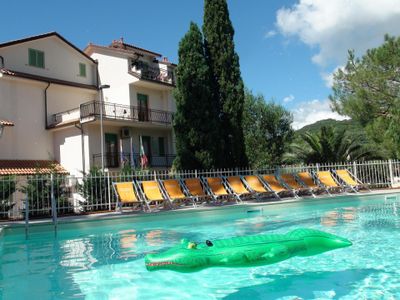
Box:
left=140, top=136, right=148, bottom=169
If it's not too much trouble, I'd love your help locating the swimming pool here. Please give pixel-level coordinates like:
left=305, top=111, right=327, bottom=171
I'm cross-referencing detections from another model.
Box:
left=1, top=192, right=399, bottom=299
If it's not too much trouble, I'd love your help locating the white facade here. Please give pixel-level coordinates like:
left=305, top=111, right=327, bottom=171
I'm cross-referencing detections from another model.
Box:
left=0, top=33, right=98, bottom=176
left=84, top=40, right=177, bottom=170
left=0, top=33, right=176, bottom=175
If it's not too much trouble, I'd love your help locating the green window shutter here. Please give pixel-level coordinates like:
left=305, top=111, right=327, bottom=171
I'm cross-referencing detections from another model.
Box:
left=158, top=137, right=165, bottom=156
left=28, top=49, right=36, bottom=66
left=37, top=51, right=44, bottom=68
left=79, top=63, right=86, bottom=77
left=105, top=133, right=117, bottom=143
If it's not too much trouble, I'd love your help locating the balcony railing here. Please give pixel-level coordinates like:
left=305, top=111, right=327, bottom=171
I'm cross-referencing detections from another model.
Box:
left=92, top=152, right=176, bottom=169
left=48, top=101, right=174, bottom=127
left=80, top=101, right=173, bottom=126
left=131, top=63, right=175, bottom=85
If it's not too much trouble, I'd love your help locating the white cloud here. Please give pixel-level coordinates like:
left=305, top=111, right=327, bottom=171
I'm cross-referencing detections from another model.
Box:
left=291, top=99, right=348, bottom=129
left=283, top=94, right=295, bottom=103
left=265, top=30, right=277, bottom=39
left=276, top=0, right=400, bottom=66
left=321, top=65, right=343, bottom=88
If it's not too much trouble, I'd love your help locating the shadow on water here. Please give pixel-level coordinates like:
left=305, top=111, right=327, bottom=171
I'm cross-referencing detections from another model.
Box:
left=223, top=268, right=380, bottom=300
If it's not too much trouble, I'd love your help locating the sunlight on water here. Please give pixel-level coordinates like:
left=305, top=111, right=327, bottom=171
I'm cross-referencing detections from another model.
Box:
left=1, top=194, right=400, bottom=299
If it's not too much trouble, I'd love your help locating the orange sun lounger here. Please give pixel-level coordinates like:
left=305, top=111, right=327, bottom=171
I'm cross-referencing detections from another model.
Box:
left=112, top=182, right=143, bottom=211
left=280, top=174, right=314, bottom=197
left=162, top=179, right=196, bottom=208
left=225, top=176, right=255, bottom=202
left=261, top=174, right=296, bottom=198
left=243, top=175, right=276, bottom=200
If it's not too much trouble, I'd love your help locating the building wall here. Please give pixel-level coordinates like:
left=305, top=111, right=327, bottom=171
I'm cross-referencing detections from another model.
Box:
left=84, top=123, right=174, bottom=169
left=53, top=127, right=89, bottom=176
left=0, top=36, right=96, bottom=86
left=0, top=78, right=54, bottom=160
left=47, top=84, right=97, bottom=118
left=90, top=52, right=132, bottom=106
left=129, top=85, right=169, bottom=111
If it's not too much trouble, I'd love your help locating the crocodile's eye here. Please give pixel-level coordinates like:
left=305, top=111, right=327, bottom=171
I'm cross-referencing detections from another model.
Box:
left=206, top=240, right=213, bottom=247
left=187, top=242, right=197, bottom=249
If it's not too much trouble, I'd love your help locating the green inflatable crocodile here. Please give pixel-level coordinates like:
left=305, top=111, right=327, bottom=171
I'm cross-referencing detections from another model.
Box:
left=145, top=228, right=352, bottom=273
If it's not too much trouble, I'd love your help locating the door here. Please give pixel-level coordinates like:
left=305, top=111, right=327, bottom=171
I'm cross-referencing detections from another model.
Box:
left=137, top=93, right=149, bottom=122
left=105, top=133, right=119, bottom=168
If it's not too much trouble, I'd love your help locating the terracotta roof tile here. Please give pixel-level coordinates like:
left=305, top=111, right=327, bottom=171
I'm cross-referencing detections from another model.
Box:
left=0, top=160, right=69, bottom=175
left=0, top=120, right=14, bottom=126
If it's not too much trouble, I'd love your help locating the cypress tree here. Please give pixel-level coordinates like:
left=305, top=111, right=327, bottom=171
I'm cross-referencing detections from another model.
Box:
left=203, top=0, right=248, bottom=167
left=173, top=22, right=220, bottom=170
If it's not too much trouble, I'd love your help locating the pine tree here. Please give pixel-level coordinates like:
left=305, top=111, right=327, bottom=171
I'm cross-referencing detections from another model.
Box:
left=203, top=0, right=248, bottom=167
left=173, top=22, right=220, bottom=170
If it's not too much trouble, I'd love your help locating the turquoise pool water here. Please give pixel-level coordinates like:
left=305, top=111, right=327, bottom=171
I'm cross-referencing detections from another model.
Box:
left=1, top=193, right=400, bottom=299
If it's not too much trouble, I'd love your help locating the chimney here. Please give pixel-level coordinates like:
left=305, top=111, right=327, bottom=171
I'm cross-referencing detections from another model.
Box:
left=162, top=57, right=169, bottom=63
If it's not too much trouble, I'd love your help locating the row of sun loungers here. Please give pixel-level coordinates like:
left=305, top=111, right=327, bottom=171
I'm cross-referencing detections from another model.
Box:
left=112, top=169, right=370, bottom=212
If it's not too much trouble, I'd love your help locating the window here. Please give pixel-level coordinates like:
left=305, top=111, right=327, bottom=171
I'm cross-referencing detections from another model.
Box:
left=79, top=63, right=86, bottom=77
left=28, top=48, right=45, bottom=68
left=158, top=137, right=165, bottom=156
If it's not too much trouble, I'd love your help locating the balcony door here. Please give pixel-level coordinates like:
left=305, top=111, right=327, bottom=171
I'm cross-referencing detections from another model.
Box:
left=105, top=133, right=119, bottom=168
left=141, top=135, right=152, bottom=165
left=137, top=93, right=149, bottom=122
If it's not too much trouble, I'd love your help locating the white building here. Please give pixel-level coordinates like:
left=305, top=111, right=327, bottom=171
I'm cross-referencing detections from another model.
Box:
left=0, top=33, right=176, bottom=176
left=84, top=39, right=176, bottom=171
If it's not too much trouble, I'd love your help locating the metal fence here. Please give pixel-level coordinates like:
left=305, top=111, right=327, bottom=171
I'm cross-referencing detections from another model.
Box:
left=1, top=160, right=400, bottom=221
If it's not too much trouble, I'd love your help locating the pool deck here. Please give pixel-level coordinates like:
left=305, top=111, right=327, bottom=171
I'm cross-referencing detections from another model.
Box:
left=1, top=188, right=400, bottom=230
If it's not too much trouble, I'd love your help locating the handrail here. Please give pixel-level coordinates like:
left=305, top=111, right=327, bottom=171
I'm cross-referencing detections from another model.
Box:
left=92, top=152, right=176, bottom=168
left=80, top=101, right=174, bottom=125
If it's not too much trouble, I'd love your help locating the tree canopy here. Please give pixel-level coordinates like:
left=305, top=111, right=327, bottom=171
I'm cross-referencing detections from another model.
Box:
left=173, top=22, right=220, bottom=170
left=286, top=126, right=380, bottom=164
left=330, top=35, right=400, bottom=158
left=243, top=90, right=294, bottom=168
left=203, top=0, right=247, bottom=167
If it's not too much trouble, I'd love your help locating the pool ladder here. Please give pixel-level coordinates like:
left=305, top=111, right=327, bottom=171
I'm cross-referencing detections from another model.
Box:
left=24, top=174, right=58, bottom=238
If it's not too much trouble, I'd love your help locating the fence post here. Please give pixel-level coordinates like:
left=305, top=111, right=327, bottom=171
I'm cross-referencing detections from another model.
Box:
left=388, top=159, right=394, bottom=188
left=353, top=161, right=357, bottom=178
left=316, top=163, right=320, bottom=172
left=25, top=196, right=29, bottom=238
left=195, top=169, right=198, bottom=178
left=50, top=173, right=57, bottom=232
left=107, top=171, right=111, bottom=211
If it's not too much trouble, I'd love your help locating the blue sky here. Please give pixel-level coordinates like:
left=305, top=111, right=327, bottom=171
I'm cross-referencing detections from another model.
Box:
left=2, top=0, right=400, bottom=128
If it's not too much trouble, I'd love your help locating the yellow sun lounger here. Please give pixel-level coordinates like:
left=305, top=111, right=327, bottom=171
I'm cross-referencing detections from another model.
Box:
left=205, top=177, right=236, bottom=203
left=280, top=174, right=315, bottom=197
left=183, top=178, right=213, bottom=204
left=243, top=175, right=276, bottom=200
left=225, top=176, right=255, bottom=202
left=334, top=169, right=370, bottom=192
left=316, top=171, right=343, bottom=194
left=261, top=174, right=296, bottom=198
left=297, top=171, right=326, bottom=195
left=161, top=179, right=196, bottom=208
left=138, top=180, right=169, bottom=211
left=112, top=182, right=143, bottom=212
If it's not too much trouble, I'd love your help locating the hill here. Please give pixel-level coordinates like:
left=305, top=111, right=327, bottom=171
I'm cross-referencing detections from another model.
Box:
left=296, top=119, right=364, bottom=137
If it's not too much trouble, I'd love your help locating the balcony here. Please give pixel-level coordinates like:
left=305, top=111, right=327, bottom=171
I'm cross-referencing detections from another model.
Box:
left=48, top=100, right=174, bottom=127
left=92, top=152, right=176, bottom=169
left=130, top=61, right=175, bottom=86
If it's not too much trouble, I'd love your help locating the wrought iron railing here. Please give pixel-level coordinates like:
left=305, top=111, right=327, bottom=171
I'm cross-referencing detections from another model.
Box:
left=80, top=101, right=173, bottom=125
left=131, top=63, right=175, bottom=85
left=2, top=160, right=400, bottom=220
left=92, top=152, right=176, bottom=169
